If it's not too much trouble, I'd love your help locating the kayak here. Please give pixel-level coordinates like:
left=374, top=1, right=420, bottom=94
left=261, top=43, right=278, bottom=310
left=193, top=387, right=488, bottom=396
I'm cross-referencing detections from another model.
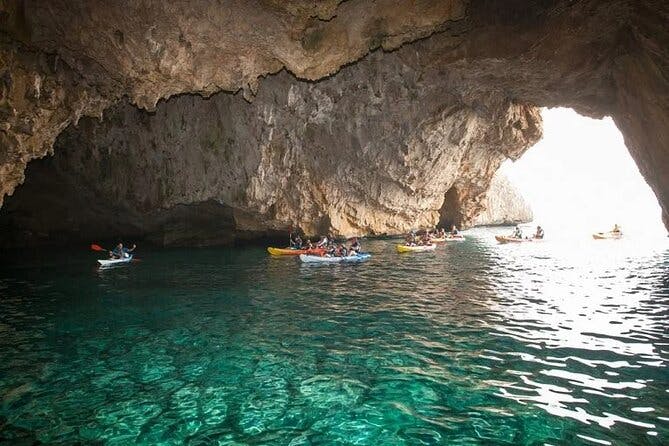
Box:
left=495, top=235, right=540, bottom=244
left=267, top=247, right=326, bottom=256
left=396, top=244, right=437, bottom=253
left=593, top=232, right=622, bottom=240
left=444, top=235, right=465, bottom=242
left=429, top=235, right=465, bottom=243
left=299, top=253, right=372, bottom=263
left=98, top=255, right=133, bottom=268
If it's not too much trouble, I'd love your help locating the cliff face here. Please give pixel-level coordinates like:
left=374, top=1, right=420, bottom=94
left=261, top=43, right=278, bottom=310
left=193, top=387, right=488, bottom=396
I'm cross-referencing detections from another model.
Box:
left=470, top=173, right=533, bottom=227
left=0, top=53, right=539, bottom=246
left=0, top=0, right=667, bottom=245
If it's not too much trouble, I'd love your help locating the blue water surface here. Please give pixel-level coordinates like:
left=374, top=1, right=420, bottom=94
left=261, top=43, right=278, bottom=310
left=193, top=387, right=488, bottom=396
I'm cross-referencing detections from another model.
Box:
left=0, top=228, right=667, bottom=445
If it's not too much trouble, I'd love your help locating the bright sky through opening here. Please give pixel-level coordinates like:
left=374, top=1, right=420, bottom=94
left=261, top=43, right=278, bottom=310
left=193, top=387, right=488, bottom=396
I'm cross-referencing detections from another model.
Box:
left=501, top=108, right=665, bottom=240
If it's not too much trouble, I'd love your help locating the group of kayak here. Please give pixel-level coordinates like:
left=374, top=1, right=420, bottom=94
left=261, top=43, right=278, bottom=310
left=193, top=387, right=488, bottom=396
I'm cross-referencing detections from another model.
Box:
left=495, top=223, right=624, bottom=244
left=97, top=223, right=626, bottom=268
left=268, top=226, right=466, bottom=263
left=268, top=234, right=370, bottom=263
left=396, top=226, right=464, bottom=252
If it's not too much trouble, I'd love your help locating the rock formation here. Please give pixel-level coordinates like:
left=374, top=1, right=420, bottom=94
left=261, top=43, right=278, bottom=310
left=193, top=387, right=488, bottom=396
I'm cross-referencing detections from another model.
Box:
left=470, top=173, right=533, bottom=227
left=0, top=54, right=539, bottom=246
left=0, top=0, right=667, bottom=245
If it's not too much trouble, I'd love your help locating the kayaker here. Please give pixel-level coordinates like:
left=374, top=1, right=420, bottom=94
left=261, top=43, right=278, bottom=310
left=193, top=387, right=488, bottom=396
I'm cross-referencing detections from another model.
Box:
left=110, top=242, right=136, bottom=259
left=316, top=235, right=328, bottom=248
left=512, top=226, right=523, bottom=239
left=450, top=225, right=459, bottom=236
left=612, top=224, right=622, bottom=234
left=290, top=234, right=303, bottom=249
left=350, top=237, right=361, bottom=253
left=305, top=239, right=314, bottom=250
left=336, top=244, right=348, bottom=257
left=534, top=225, right=545, bottom=239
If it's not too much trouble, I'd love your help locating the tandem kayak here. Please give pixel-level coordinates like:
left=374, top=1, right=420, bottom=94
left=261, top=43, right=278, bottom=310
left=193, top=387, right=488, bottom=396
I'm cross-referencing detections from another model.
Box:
left=267, top=247, right=326, bottom=256
left=299, top=253, right=372, bottom=263
left=495, top=236, right=540, bottom=244
left=98, top=255, right=133, bottom=268
left=593, top=232, right=622, bottom=240
left=396, top=244, right=437, bottom=253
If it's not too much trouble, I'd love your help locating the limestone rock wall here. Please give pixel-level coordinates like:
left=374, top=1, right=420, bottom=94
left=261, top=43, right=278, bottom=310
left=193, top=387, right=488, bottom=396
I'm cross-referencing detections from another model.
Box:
left=0, top=0, right=667, bottom=245
left=0, top=50, right=540, bottom=245
left=471, top=173, right=533, bottom=227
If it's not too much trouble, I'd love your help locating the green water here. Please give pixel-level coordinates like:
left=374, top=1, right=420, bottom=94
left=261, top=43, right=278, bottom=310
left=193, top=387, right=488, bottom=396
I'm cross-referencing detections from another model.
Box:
left=0, top=228, right=668, bottom=445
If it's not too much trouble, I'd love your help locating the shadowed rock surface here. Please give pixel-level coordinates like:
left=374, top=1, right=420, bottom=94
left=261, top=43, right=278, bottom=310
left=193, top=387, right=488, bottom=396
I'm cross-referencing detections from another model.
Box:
left=0, top=57, right=538, bottom=246
left=0, top=0, right=666, bottom=245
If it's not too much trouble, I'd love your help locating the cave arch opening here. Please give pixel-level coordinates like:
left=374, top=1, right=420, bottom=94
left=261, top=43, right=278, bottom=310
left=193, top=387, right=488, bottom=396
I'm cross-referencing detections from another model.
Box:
left=500, top=107, right=665, bottom=240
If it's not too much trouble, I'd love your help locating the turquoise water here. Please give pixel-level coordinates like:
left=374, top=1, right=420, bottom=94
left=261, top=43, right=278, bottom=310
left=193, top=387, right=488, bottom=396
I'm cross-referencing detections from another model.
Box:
left=0, top=228, right=668, bottom=445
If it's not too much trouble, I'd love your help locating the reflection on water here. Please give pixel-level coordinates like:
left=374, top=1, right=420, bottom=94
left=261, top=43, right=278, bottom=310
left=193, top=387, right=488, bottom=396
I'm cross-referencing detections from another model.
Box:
left=0, top=228, right=667, bottom=445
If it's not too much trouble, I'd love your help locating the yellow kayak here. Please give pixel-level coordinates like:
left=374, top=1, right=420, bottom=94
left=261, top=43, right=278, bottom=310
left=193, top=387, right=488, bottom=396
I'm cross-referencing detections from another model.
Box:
left=396, top=244, right=437, bottom=253
left=267, top=247, right=326, bottom=256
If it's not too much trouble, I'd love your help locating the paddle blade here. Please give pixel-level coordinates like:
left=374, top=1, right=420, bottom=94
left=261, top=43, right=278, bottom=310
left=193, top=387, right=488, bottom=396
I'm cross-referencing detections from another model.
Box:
left=90, top=244, right=105, bottom=252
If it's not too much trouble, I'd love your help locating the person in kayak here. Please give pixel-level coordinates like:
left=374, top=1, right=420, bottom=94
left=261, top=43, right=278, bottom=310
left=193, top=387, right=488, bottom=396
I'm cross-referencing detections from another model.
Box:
left=109, top=242, right=136, bottom=259
left=316, top=235, right=328, bottom=248
left=450, top=225, right=459, bottom=236
left=534, top=225, right=545, bottom=239
left=349, top=237, right=361, bottom=253
left=290, top=233, right=303, bottom=249
left=512, top=226, right=523, bottom=239
left=612, top=224, right=622, bottom=234
left=334, top=244, right=347, bottom=257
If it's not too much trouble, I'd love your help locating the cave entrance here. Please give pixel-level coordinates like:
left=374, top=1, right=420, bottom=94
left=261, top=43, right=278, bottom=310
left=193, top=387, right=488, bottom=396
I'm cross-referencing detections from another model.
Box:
left=500, top=107, right=664, bottom=239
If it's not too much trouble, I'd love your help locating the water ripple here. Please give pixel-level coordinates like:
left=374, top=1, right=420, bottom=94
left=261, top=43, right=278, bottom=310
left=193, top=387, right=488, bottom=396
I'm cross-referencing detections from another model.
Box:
left=0, top=229, right=667, bottom=444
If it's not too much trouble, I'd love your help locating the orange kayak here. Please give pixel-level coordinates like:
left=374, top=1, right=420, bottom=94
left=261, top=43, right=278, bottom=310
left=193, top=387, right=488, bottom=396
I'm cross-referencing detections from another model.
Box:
left=267, top=247, right=326, bottom=256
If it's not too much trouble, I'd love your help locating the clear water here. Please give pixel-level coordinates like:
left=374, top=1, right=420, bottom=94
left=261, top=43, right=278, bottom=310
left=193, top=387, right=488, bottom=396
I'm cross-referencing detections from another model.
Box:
left=0, top=228, right=668, bottom=445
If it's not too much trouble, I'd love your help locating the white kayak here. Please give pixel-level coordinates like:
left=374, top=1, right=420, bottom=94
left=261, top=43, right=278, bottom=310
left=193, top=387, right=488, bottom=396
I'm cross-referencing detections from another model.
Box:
left=98, top=255, right=133, bottom=268
left=299, top=253, right=371, bottom=264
